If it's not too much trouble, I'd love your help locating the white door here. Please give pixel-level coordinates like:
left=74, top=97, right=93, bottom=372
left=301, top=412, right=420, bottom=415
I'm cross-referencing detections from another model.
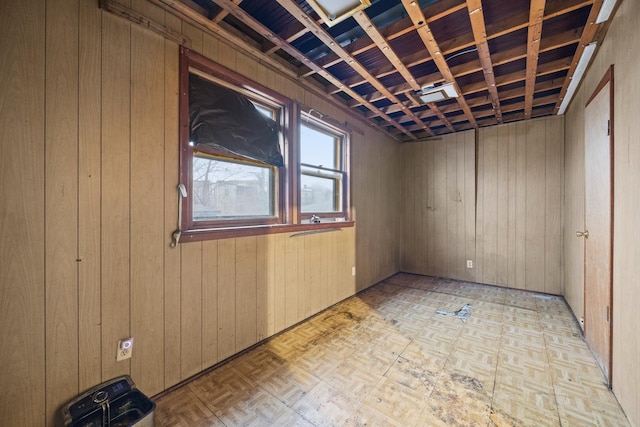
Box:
left=583, top=71, right=613, bottom=384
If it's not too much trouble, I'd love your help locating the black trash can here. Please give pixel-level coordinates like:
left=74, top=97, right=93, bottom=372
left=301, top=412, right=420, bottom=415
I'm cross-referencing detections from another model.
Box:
left=60, top=375, right=155, bottom=427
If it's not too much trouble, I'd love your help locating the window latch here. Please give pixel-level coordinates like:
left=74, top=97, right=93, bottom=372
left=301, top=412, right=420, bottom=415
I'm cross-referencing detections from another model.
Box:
left=171, top=184, right=188, bottom=248
left=310, top=215, right=321, bottom=224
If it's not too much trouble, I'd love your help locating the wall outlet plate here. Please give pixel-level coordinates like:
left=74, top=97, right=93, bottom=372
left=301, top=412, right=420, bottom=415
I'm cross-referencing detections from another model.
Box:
left=116, top=338, right=134, bottom=361
left=466, top=260, right=473, bottom=269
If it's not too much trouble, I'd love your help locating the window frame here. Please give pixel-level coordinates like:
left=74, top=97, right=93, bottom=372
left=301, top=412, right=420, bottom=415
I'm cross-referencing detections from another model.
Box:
left=178, top=47, right=352, bottom=243
left=298, top=116, right=351, bottom=222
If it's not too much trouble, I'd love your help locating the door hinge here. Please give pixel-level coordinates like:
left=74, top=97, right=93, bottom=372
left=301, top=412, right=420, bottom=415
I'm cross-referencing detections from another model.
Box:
left=606, top=305, right=610, bottom=322
left=607, top=119, right=610, bottom=136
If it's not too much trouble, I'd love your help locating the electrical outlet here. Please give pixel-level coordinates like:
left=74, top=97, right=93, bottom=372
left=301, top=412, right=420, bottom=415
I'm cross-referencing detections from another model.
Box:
left=116, top=338, right=134, bottom=361
left=352, top=266, right=356, bottom=276
left=466, top=260, right=473, bottom=269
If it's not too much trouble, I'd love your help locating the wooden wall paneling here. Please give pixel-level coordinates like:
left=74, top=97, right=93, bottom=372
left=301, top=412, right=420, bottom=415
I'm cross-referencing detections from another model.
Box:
left=424, top=140, right=436, bottom=275
left=525, top=120, right=546, bottom=292
left=446, top=135, right=459, bottom=279
left=328, top=230, right=339, bottom=305
left=256, top=235, right=270, bottom=341
left=0, top=0, right=46, bottom=423
left=348, top=227, right=357, bottom=299
left=78, top=0, right=103, bottom=393
left=202, top=32, right=219, bottom=61
left=301, top=235, right=316, bottom=318
left=341, top=228, right=355, bottom=301
left=507, top=123, right=518, bottom=288
left=475, top=130, right=485, bottom=282
left=285, top=235, right=301, bottom=326
left=45, top=0, right=80, bottom=421
left=101, top=11, right=132, bottom=382
left=401, top=143, right=416, bottom=272
left=407, top=143, right=419, bottom=273
left=181, top=21, right=203, bottom=54
left=318, top=233, right=330, bottom=311
left=163, top=11, right=182, bottom=389
left=216, top=41, right=237, bottom=70
left=300, top=236, right=313, bottom=318
left=132, top=0, right=164, bottom=22
left=217, top=238, right=236, bottom=360
left=496, top=125, right=510, bottom=286
left=433, top=141, right=448, bottom=278
left=273, top=233, right=287, bottom=333
left=235, top=236, right=258, bottom=352
left=464, top=131, right=477, bottom=283
left=483, top=126, right=499, bottom=285
left=236, top=52, right=259, bottom=82
left=349, top=227, right=357, bottom=299
left=514, top=121, right=528, bottom=289
left=202, top=240, right=219, bottom=369
left=456, top=133, right=466, bottom=281
left=352, top=135, right=367, bottom=288
left=180, top=241, right=203, bottom=379
left=321, top=232, right=332, bottom=310
left=545, top=116, right=563, bottom=294
left=130, top=22, right=166, bottom=395
left=563, top=2, right=640, bottom=421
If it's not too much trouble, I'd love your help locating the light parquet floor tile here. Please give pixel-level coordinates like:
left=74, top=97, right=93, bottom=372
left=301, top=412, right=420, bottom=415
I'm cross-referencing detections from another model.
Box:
left=154, top=273, right=631, bottom=426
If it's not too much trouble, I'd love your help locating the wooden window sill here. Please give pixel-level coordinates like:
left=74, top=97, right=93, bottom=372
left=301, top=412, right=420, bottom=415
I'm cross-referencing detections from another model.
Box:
left=178, top=221, right=354, bottom=243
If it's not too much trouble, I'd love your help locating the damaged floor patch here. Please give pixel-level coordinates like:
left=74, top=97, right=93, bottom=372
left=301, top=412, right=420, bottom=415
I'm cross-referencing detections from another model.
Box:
left=436, top=303, right=472, bottom=322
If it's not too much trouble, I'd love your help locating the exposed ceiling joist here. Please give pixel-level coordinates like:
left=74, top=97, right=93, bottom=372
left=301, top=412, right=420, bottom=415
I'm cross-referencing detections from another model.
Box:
left=146, top=0, right=607, bottom=138
left=401, top=0, right=477, bottom=128
left=524, top=0, right=546, bottom=119
left=467, top=0, right=503, bottom=123
left=275, top=0, right=432, bottom=137
left=352, top=10, right=454, bottom=133
left=209, top=0, right=417, bottom=138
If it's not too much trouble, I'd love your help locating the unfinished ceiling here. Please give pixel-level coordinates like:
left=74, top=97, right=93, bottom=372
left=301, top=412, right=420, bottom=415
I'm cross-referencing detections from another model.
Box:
left=150, top=0, right=610, bottom=140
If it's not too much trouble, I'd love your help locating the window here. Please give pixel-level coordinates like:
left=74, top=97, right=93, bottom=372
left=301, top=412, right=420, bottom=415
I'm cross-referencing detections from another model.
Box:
left=299, top=119, right=348, bottom=220
left=178, top=47, right=351, bottom=242
left=192, top=154, right=275, bottom=220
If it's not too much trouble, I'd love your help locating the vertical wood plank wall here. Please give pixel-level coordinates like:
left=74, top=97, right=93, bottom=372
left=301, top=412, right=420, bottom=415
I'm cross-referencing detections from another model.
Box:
left=564, top=0, right=640, bottom=423
left=400, top=131, right=477, bottom=283
left=0, top=1, right=396, bottom=424
left=476, top=117, right=564, bottom=294
left=400, top=117, right=564, bottom=295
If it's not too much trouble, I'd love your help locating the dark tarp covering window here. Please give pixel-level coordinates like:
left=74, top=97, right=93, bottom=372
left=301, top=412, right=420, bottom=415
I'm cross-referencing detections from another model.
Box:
left=189, top=74, right=284, bottom=167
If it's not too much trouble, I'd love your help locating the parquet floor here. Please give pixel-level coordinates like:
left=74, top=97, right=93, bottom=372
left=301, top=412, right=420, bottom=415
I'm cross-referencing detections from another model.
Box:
left=154, top=273, right=630, bottom=426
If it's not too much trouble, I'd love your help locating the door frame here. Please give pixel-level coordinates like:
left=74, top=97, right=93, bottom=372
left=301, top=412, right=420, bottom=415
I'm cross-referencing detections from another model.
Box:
left=584, top=65, right=614, bottom=385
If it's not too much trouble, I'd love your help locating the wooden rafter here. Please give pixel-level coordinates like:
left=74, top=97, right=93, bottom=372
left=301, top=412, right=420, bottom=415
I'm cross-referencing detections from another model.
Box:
left=152, top=0, right=599, bottom=137
left=352, top=10, right=455, bottom=133
left=467, top=0, right=503, bottom=123
left=353, top=11, right=420, bottom=92
left=401, top=0, right=477, bottom=128
left=274, top=0, right=432, bottom=137
left=353, top=29, right=578, bottom=119
left=310, top=0, right=467, bottom=74
left=149, top=0, right=402, bottom=140
left=326, top=1, right=587, bottom=95
left=203, top=0, right=418, bottom=138
left=524, top=0, right=546, bottom=119
left=553, top=0, right=604, bottom=114
left=210, top=0, right=241, bottom=24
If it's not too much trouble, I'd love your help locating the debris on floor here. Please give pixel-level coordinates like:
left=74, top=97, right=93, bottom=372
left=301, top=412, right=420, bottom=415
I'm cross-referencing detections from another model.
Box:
left=436, top=303, right=471, bottom=322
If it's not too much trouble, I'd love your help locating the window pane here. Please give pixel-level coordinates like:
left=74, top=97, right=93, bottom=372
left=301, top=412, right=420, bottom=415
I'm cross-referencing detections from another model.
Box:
left=253, top=103, right=275, bottom=119
left=301, top=169, right=341, bottom=213
left=192, top=155, right=274, bottom=220
left=300, top=124, right=337, bottom=168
